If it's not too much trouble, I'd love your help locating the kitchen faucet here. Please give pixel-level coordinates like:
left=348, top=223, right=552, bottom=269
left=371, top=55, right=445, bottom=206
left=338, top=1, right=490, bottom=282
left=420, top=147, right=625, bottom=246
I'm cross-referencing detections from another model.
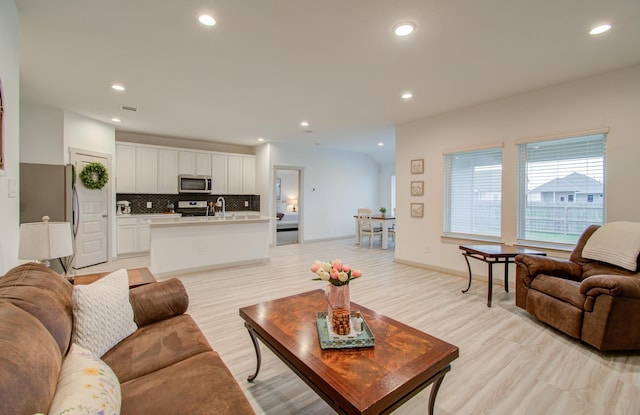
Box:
left=216, top=197, right=226, bottom=218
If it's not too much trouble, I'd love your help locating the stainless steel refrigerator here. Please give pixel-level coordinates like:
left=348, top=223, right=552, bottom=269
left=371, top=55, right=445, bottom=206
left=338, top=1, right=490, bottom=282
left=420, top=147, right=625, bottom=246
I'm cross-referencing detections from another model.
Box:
left=19, top=163, right=78, bottom=272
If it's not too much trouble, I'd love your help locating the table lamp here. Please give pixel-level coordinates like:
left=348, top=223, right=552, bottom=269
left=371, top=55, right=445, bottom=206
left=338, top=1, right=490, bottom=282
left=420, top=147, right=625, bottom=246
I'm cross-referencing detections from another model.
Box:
left=287, top=198, right=298, bottom=212
left=18, top=216, right=74, bottom=268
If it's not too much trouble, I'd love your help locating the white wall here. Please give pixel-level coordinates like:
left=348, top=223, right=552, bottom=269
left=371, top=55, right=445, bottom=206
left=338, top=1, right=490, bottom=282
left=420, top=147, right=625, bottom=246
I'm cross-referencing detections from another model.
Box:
left=0, top=0, right=20, bottom=273
left=378, top=162, right=395, bottom=215
left=20, top=103, right=64, bottom=164
left=63, top=111, right=115, bottom=164
left=266, top=142, right=379, bottom=242
left=396, top=65, right=640, bottom=281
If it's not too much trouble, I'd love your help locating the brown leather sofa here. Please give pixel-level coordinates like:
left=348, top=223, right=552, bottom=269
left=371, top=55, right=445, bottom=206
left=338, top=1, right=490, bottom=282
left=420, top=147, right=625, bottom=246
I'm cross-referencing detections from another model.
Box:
left=515, top=225, right=640, bottom=351
left=0, top=263, right=255, bottom=414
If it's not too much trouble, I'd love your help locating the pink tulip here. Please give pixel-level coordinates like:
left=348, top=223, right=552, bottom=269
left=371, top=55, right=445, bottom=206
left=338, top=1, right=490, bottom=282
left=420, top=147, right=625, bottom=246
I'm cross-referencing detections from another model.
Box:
left=332, top=259, right=342, bottom=271
left=330, top=269, right=339, bottom=279
left=310, top=263, right=320, bottom=273
left=351, top=269, right=362, bottom=278
left=342, top=264, right=351, bottom=273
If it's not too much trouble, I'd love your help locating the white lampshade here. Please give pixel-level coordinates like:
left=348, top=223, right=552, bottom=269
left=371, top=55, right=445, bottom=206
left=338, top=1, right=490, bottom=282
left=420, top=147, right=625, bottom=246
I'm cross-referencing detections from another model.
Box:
left=287, top=198, right=298, bottom=212
left=18, top=217, right=74, bottom=264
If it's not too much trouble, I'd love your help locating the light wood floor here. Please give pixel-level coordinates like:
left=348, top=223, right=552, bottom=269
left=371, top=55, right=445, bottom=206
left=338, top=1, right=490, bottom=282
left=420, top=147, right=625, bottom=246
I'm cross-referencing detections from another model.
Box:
left=81, top=239, right=640, bottom=414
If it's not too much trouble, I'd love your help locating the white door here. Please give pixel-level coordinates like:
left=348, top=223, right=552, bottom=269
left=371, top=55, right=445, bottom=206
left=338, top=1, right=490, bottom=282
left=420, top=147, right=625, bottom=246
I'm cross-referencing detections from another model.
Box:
left=71, top=150, right=110, bottom=269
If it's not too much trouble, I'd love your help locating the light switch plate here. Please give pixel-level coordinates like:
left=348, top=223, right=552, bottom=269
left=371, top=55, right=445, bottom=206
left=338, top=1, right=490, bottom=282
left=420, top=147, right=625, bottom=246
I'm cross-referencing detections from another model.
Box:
left=244, top=201, right=249, bottom=207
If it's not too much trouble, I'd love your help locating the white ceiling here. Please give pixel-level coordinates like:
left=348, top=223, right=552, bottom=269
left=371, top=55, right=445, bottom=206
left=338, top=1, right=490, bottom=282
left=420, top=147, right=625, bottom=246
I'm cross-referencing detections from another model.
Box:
left=15, top=0, right=640, bottom=164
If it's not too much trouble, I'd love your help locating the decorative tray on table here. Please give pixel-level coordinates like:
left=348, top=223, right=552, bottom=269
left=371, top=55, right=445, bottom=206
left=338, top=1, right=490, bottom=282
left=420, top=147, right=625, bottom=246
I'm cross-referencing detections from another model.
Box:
left=315, top=311, right=375, bottom=349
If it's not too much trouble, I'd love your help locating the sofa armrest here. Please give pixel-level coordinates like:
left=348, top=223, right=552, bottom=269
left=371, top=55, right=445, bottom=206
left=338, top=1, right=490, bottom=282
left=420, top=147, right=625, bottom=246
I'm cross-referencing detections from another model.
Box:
left=515, top=254, right=582, bottom=285
left=580, top=274, right=640, bottom=299
left=129, top=278, right=189, bottom=327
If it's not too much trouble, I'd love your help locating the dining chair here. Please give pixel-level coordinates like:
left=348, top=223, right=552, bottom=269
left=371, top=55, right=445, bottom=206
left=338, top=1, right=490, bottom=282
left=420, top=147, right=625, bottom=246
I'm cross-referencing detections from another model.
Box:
left=357, top=209, right=383, bottom=248
left=388, top=208, right=396, bottom=243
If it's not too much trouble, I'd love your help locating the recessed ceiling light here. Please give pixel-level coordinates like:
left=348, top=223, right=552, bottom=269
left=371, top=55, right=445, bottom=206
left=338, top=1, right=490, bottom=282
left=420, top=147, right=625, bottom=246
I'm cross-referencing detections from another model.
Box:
left=300, top=121, right=309, bottom=127
left=111, top=118, right=121, bottom=123
left=111, top=84, right=125, bottom=91
left=402, top=92, right=413, bottom=100
left=589, top=24, right=611, bottom=35
left=394, top=22, right=416, bottom=37
left=199, top=14, right=216, bottom=26
left=257, top=137, right=265, bottom=142
left=378, top=142, right=384, bottom=147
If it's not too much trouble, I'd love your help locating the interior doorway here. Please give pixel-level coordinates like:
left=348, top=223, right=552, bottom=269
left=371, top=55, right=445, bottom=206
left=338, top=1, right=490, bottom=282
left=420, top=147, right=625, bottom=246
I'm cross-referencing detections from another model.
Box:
left=274, top=166, right=302, bottom=246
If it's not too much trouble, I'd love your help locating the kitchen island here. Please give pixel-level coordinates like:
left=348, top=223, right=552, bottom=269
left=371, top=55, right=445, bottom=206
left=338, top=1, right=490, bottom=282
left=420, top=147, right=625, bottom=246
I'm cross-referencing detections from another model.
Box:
left=149, top=215, right=272, bottom=276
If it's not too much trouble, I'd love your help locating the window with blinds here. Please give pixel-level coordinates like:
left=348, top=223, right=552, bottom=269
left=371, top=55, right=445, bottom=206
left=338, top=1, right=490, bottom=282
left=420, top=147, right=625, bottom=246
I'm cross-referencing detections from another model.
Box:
left=444, top=147, right=503, bottom=239
left=517, top=133, right=606, bottom=246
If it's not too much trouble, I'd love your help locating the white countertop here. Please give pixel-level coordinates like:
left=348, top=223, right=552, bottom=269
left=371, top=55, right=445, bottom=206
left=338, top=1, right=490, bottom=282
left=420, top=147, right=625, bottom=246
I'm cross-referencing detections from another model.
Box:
left=149, top=215, right=273, bottom=227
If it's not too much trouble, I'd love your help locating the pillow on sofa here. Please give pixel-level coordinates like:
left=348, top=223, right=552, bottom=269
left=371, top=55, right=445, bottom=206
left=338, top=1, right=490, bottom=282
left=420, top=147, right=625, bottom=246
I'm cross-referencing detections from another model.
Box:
left=582, top=221, right=640, bottom=271
left=71, top=269, right=137, bottom=357
left=48, top=343, right=121, bottom=415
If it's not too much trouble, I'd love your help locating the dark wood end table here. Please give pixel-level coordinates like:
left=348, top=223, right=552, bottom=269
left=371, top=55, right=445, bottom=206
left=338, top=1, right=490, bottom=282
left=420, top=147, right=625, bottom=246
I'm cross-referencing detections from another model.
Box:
left=73, top=267, right=157, bottom=288
left=239, top=290, right=459, bottom=415
left=459, top=244, right=546, bottom=307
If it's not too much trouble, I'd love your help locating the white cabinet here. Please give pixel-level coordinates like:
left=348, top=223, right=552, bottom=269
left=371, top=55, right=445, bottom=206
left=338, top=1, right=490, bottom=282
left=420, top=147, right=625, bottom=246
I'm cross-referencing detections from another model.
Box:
left=117, top=215, right=177, bottom=255
left=178, top=151, right=211, bottom=176
left=116, top=143, right=253, bottom=195
left=116, top=145, right=136, bottom=193
left=227, top=155, right=243, bottom=194
left=211, top=154, right=227, bottom=193
left=116, top=217, right=139, bottom=255
left=228, top=155, right=256, bottom=194
left=135, top=147, right=158, bottom=193
left=157, top=149, right=178, bottom=193
left=242, top=156, right=256, bottom=194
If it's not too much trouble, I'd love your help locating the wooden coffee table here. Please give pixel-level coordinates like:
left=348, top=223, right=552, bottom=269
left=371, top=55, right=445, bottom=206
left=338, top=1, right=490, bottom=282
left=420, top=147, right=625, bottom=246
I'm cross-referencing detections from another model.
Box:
left=239, top=290, right=459, bottom=415
left=73, top=267, right=157, bottom=288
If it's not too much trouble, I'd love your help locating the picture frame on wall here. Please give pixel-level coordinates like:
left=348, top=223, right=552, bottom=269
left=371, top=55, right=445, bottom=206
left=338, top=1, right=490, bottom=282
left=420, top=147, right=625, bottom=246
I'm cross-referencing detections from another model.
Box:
left=411, top=203, right=424, bottom=218
left=411, top=181, right=424, bottom=196
left=411, top=159, right=424, bottom=174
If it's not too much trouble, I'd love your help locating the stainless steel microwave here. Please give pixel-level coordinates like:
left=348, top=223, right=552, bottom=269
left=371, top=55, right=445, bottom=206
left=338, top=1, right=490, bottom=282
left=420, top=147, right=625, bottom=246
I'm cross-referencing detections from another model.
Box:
left=178, top=175, right=212, bottom=193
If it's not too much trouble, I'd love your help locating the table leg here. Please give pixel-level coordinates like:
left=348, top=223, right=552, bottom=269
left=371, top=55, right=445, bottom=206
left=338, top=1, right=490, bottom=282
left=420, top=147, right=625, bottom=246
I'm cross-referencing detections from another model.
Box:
left=382, top=221, right=388, bottom=250
left=428, top=365, right=451, bottom=415
left=487, top=263, right=493, bottom=307
left=504, top=260, right=509, bottom=293
left=244, top=323, right=262, bottom=382
left=355, top=218, right=361, bottom=245
left=461, top=254, right=473, bottom=293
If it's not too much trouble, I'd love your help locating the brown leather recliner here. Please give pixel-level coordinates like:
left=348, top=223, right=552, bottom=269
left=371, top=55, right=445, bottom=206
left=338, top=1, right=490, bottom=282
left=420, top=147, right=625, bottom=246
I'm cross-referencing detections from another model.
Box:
left=515, top=225, right=640, bottom=351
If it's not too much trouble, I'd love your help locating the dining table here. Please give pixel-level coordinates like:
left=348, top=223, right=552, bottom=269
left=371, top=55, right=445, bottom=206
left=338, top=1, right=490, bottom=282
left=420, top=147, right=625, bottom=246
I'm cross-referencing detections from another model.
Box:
left=354, top=215, right=396, bottom=249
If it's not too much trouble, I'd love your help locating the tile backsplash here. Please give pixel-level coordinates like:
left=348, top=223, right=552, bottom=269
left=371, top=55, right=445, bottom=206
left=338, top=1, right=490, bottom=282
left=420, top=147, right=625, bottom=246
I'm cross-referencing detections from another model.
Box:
left=117, top=193, right=260, bottom=215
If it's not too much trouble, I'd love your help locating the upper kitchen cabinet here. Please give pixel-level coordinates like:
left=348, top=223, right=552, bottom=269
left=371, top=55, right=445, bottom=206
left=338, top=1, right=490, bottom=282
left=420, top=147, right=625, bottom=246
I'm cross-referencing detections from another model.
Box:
left=211, top=154, right=227, bottom=194
left=178, top=151, right=211, bottom=176
left=157, top=149, right=178, bottom=193
left=116, top=145, right=136, bottom=193
left=136, top=147, right=158, bottom=193
left=227, top=155, right=256, bottom=194
left=116, top=143, right=178, bottom=194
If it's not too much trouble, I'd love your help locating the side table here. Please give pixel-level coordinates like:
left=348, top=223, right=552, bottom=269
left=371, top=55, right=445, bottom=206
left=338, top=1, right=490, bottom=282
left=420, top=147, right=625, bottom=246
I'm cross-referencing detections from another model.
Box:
left=459, top=244, right=546, bottom=307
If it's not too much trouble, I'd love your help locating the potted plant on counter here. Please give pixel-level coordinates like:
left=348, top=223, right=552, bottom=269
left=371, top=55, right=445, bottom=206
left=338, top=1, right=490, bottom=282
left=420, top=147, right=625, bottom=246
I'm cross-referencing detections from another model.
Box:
left=379, top=207, right=387, bottom=217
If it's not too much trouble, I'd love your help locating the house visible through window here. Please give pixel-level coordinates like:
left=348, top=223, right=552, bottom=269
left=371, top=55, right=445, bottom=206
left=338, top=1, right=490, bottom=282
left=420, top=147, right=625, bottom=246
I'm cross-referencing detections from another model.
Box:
left=444, top=146, right=503, bottom=239
left=517, top=132, right=606, bottom=245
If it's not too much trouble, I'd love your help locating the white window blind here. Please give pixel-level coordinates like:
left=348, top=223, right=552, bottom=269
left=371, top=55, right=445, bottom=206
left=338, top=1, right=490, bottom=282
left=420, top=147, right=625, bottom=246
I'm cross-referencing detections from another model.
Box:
left=517, top=133, right=606, bottom=245
left=444, top=147, right=502, bottom=238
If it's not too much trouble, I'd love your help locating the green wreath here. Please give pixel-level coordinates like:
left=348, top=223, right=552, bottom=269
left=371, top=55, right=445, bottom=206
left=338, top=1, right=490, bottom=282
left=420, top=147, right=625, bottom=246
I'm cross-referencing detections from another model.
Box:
left=80, top=162, right=109, bottom=190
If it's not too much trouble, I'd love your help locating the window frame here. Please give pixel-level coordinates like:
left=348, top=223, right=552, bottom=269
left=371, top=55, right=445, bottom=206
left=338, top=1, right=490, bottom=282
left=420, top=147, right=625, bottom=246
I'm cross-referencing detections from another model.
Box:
left=443, top=144, right=503, bottom=241
left=516, top=131, right=607, bottom=248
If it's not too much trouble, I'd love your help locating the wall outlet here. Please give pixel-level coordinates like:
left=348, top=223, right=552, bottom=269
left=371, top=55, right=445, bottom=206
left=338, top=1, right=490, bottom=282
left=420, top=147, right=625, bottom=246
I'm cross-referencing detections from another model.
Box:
left=244, top=201, right=249, bottom=207
left=147, top=202, right=152, bottom=208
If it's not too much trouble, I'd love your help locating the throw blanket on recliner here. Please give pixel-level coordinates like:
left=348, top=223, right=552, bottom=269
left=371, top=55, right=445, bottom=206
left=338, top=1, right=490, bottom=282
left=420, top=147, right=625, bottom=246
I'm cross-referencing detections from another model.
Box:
left=582, top=221, right=640, bottom=271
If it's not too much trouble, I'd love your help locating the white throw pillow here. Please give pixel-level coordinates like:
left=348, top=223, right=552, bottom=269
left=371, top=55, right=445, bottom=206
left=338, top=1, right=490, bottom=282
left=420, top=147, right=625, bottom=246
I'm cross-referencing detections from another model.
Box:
left=71, top=269, right=137, bottom=357
left=48, top=343, right=121, bottom=415
left=582, top=222, right=640, bottom=271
